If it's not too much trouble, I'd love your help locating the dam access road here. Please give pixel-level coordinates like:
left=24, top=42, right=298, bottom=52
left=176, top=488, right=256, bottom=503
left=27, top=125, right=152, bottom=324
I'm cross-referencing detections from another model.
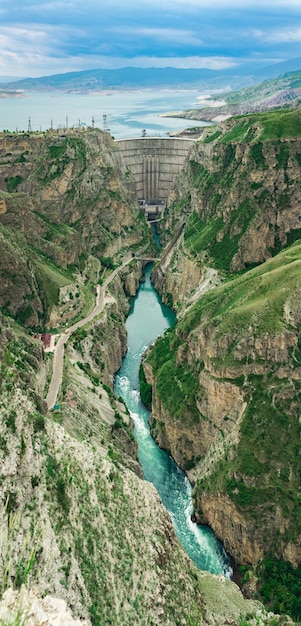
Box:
left=45, top=255, right=133, bottom=410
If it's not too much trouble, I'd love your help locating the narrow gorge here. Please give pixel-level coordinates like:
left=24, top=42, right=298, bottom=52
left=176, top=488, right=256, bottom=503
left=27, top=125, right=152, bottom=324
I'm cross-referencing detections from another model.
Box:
left=0, top=116, right=300, bottom=625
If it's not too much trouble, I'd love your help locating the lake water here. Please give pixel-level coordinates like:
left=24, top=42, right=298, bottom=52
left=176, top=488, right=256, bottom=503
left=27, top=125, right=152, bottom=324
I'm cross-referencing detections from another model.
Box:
left=114, top=264, right=231, bottom=576
left=0, top=89, right=212, bottom=138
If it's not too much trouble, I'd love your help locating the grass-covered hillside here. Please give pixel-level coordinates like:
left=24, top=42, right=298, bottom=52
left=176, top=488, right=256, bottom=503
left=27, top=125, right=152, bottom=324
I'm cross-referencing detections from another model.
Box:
left=205, top=108, right=301, bottom=142
left=169, top=69, right=301, bottom=122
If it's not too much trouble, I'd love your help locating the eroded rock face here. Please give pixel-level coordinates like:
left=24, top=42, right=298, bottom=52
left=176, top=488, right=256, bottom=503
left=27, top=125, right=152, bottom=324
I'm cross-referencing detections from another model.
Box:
left=152, top=245, right=203, bottom=310
left=0, top=130, right=147, bottom=327
left=146, top=321, right=301, bottom=564
left=193, top=493, right=263, bottom=565
left=161, top=131, right=301, bottom=280
left=0, top=587, right=90, bottom=626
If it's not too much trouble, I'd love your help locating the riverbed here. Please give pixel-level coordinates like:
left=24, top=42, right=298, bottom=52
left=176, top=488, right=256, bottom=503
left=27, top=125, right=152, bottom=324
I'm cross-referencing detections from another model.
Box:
left=114, top=264, right=231, bottom=576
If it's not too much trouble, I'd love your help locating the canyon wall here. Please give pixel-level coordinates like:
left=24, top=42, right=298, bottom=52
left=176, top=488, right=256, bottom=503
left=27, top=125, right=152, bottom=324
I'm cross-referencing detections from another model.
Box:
left=147, top=110, right=301, bottom=569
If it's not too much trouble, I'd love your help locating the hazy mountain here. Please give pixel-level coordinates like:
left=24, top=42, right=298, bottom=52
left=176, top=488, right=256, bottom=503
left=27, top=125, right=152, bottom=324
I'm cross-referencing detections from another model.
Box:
left=1, top=59, right=301, bottom=94
left=0, top=64, right=285, bottom=93
left=0, top=66, right=250, bottom=92
left=255, top=56, right=301, bottom=81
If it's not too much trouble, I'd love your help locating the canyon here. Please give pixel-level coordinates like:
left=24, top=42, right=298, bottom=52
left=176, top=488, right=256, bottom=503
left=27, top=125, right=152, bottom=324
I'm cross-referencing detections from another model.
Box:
left=0, top=117, right=300, bottom=625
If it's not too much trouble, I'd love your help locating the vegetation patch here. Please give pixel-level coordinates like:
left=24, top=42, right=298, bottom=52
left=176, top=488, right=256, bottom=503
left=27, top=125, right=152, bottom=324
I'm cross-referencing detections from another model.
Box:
left=147, top=331, right=201, bottom=424
left=178, top=241, right=301, bottom=337
left=202, top=129, right=223, bottom=143
left=139, top=363, right=152, bottom=409
left=218, top=109, right=301, bottom=143
left=5, top=175, right=23, bottom=192
left=256, top=557, right=301, bottom=621
left=35, top=259, right=72, bottom=312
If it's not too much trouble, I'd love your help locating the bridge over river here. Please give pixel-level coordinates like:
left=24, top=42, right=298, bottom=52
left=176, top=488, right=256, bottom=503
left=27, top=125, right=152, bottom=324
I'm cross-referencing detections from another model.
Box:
left=114, top=137, right=195, bottom=211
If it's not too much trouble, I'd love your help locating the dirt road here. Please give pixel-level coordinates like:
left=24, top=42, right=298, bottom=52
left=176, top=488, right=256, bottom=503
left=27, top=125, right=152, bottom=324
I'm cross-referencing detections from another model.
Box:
left=46, top=256, right=132, bottom=410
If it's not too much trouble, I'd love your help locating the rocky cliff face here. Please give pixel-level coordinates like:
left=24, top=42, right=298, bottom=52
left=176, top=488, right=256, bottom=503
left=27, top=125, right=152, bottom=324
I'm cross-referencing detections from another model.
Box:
left=0, top=129, right=151, bottom=328
left=146, top=242, right=301, bottom=567
left=146, top=111, right=301, bottom=573
left=156, top=110, right=301, bottom=289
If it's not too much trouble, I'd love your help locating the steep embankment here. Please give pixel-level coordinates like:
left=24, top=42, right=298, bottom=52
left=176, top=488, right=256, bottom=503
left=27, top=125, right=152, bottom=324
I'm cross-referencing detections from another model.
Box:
left=147, top=110, right=301, bottom=594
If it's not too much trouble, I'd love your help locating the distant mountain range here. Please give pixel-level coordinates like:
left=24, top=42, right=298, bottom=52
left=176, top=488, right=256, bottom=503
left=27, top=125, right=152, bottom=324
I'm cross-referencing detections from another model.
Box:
left=0, top=67, right=254, bottom=92
left=1, top=58, right=301, bottom=94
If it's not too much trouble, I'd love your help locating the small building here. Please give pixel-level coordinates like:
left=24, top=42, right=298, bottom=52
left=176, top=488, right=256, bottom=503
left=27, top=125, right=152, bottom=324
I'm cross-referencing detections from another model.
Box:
left=42, top=334, right=52, bottom=349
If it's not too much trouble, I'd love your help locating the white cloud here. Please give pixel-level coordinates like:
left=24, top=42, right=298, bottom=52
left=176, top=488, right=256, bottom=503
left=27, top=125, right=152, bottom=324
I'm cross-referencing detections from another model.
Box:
left=126, top=55, right=238, bottom=69
left=109, top=26, right=204, bottom=47
left=262, top=27, right=301, bottom=43
left=255, top=26, right=301, bottom=44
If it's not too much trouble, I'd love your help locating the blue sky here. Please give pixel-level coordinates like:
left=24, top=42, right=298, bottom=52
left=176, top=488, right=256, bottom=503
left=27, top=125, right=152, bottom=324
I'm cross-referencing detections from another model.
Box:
left=0, top=0, right=301, bottom=77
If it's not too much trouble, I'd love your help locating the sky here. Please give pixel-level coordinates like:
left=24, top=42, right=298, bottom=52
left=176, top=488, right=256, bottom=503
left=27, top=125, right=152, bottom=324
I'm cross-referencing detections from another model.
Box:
left=0, top=0, right=301, bottom=78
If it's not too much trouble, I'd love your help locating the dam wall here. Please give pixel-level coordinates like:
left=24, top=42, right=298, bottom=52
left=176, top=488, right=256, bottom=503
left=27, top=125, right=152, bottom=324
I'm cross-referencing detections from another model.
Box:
left=114, top=137, right=195, bottom=203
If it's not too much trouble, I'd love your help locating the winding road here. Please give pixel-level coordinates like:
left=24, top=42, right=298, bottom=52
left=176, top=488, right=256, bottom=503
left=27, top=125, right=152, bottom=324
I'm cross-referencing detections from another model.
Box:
left=45, top=255, right=133, bottom=410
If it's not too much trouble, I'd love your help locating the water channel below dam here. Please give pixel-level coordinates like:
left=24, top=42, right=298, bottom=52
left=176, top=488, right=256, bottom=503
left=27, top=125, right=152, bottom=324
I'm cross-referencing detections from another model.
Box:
left=114, top=264, right=231, bottom=576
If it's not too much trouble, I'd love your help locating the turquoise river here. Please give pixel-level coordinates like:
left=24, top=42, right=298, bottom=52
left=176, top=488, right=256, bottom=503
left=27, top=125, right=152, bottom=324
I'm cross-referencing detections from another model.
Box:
left=114, top=264, right=231, bottom=577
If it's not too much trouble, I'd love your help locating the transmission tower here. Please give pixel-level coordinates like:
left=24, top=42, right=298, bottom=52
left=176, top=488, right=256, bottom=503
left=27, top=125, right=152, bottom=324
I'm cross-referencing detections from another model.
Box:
left=92, top=115, right=95, bottom=128
left=28, top=117, right=32, bottom=132
left=103, top=114, right=108, bottom=132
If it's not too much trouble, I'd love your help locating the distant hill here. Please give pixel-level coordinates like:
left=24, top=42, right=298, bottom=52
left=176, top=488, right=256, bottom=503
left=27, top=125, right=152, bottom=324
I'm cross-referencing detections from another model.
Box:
left=255, top=56, right=301, bottom=81
left=0, top=66, right=254, bottom=92
left=166, top=69, right=301, bottom=123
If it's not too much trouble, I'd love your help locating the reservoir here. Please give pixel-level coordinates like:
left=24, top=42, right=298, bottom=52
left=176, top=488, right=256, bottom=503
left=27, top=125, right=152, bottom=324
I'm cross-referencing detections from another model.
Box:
left=114, top=264, right=231, bottom=576
left=0, top=89, right=212, bottom=137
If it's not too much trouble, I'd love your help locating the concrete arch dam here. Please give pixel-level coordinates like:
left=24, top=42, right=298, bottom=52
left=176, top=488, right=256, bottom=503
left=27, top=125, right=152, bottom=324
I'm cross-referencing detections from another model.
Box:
left=115, top=137, right=195, bottom=204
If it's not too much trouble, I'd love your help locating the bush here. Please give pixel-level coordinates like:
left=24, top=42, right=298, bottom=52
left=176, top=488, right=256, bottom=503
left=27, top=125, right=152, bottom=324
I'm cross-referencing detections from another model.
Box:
left=33, top=413, right=45, bottom=433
